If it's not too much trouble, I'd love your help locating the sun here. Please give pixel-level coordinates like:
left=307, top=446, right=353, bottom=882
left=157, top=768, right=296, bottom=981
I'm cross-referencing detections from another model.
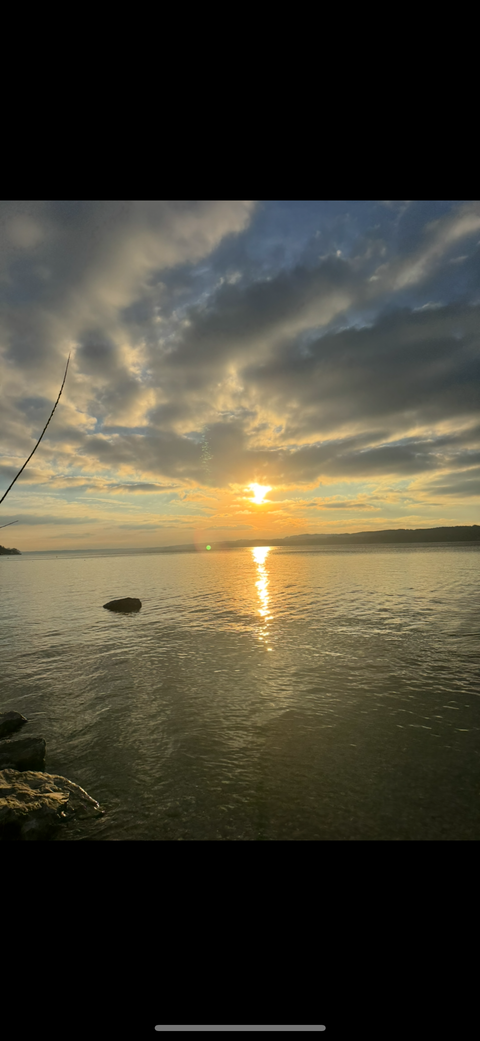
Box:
left=247, top=483, right=272, bottom=504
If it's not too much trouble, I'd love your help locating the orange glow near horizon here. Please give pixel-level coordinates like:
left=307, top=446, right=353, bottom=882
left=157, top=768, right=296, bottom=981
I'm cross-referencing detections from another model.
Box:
left=247, top=483, right=272, bottom=504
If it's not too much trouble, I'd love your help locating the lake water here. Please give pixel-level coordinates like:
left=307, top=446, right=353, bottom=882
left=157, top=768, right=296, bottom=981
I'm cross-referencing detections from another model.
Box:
left=1, top=543, right=479, bottom=840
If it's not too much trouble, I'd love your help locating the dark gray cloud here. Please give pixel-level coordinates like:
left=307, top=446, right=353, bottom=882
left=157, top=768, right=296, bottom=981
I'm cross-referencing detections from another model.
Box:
left=317, top=501, right=376, bottom=510
left=420, top=467, right=480, bottom=497
left=0, top=513, right=100, bottom=526
left=237, top=301, right=480, bottom=435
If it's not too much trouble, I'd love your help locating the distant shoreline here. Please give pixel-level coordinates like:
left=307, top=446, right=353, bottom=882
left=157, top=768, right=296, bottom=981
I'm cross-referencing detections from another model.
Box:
left=7, top=525, right=480, bottom=555
left=150, top=525, right=480, bottom=551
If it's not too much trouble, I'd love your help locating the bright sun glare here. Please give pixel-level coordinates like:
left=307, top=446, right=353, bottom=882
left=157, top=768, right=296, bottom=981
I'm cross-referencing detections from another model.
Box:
left=248, top=483, right=272, bottom=504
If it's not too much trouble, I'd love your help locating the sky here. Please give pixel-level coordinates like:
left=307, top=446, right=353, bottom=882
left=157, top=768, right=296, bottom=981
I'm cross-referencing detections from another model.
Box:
left=0, top=199, right=479, bottom=552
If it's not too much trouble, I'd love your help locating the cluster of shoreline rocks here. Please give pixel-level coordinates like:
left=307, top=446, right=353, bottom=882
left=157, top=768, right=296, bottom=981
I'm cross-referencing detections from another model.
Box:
left=0, top=711, right=104, bottom=840
left=0, top=599, right=142, bottom=839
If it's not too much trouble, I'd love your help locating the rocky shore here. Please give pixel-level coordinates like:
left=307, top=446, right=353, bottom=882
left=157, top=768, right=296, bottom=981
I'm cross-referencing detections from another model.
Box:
left=0, top=711, right=104, bottom=840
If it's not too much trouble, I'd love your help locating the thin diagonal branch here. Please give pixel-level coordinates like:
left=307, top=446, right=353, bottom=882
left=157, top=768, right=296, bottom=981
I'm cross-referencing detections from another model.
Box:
left=0, top=519, right=19, bottom=529
left=0, top=354, right=70, bottom=506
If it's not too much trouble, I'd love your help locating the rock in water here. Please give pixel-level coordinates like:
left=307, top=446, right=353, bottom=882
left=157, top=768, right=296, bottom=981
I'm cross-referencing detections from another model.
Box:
left=103, top=596, right=142, bottom=612
left=0, top=711, right=28, bottom=740
left=0, top=769, right=104, bottom=840
left=0, top=737, right=46, bottom=772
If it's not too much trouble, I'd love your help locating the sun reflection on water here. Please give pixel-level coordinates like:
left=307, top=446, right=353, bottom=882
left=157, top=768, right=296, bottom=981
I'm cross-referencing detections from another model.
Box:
left=252, top=546, right=273, bottom=649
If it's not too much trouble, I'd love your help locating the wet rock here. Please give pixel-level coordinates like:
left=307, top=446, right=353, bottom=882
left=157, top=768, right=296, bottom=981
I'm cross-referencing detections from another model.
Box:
left=0, top=737, right=46, bottom=772
left=103, top=596, right=142, bottom=612
left=0, top=769, right=104, bottom=840
left=0, top=711, right=28, bottom=740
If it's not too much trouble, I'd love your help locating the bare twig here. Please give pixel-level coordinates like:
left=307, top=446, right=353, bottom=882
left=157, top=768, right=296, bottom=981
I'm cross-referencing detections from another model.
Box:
left=0, top=354, right=70, bottom=506
left=0, top=519, right=19, bottom=529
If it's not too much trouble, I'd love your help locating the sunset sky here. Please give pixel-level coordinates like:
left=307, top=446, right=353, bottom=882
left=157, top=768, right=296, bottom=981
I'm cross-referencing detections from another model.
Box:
left=1, top=200, right=479, bottom=551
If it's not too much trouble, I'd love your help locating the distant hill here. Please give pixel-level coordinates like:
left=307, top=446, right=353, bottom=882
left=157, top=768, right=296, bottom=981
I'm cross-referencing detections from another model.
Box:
left=153, top=525, right=480, bottom=552
left=281, top=525, right=480, bottom=545
left=0, top=544, right=21, bottom=555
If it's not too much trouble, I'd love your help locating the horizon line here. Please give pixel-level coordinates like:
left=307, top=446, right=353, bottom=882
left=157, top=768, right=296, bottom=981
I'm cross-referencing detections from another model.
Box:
left=13, top=523, right=480, bottom=554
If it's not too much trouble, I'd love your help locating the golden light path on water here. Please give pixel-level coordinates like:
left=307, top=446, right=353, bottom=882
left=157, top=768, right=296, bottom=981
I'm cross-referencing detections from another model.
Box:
left=252, top=546, right=273, bottom=651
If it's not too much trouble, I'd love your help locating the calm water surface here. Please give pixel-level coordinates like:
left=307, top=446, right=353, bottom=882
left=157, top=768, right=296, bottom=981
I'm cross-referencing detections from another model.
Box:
left=1, top=544, right=479, bottom=840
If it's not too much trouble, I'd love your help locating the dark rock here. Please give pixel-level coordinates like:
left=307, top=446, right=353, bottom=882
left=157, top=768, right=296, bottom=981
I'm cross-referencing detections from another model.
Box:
left=0, top=737, right=46, bottom=772
left=103, top=596, right=142, bottom=612
left=0, top=711, right=28, bottom=740
left=0, top=769, right=104, bottom=840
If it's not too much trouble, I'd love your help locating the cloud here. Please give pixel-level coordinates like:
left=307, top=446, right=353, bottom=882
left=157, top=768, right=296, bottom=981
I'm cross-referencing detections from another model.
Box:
left=0, top=200, right=255, bottom=371
left=5, top=213, right=45, bottom=250
left=316, top=500, right=377, bottom=510
left=419, top=467, right=480, bottom=497
left=378, top=202, right=480, bottom=290
left=0, top=513, right=100, bottom=526
left=2, top=201, right=480, bottom=548
left=116, top=522, right=173, bottom=530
